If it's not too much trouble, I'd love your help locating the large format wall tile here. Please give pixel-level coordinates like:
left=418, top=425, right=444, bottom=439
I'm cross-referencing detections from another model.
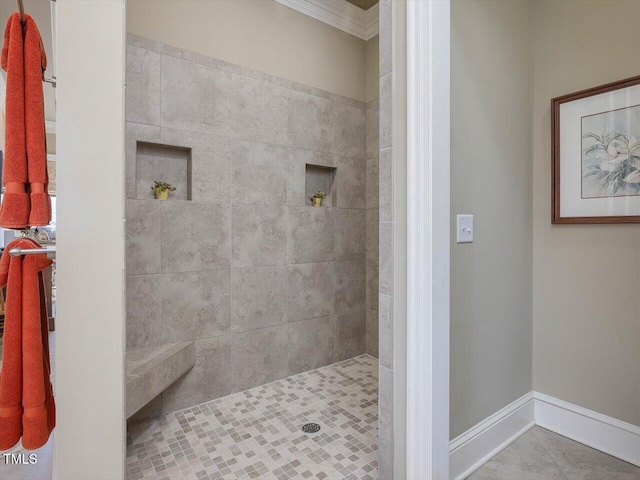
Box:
left=126, top=200, right=161, bottom=276
left=227, top=74, right=291, bottom=146
left=161, top=270, right=230, bottom=342
left=161, top=336, right=232, bottom=413
left=126, top=275, right=162, bottom=350
left=161, top=202, right=231, bottom=273
left=366, top=209, right=379, bottom=261
left=334, top=260, right=366, bottom=313
left=379, top=148, right=393, bottom=222
left=231, top=141, right=288, bottom=206
left=287, top=316, right=334, bottom=375
left=379, top=0, right=392, bottom=77
left=287, top=263, right=335, bottom=322
left=232, top=326, right=288, bottom=391
left=161, top=55, right=231, bottom=136
left=232, top=266, right=288, bottom=332
left=334, top=208, right=366, bottom=261
left=287, top=206, right=334, bottom=264
left=336, top=156, right=366, bottom=209
left=335, top=102, right=366, bottom=158
left=366, top=258, right=379, bottom=312
left=366, top=309, right=379, bottom=358
left=334, top=310, right=366, bottom=361
left=379, top=74, right=393, bottom=150
left=379, top=294, right=393, bottom=370
left=288, top=91, right=334, bottom=153
left=232, top=205, right=287, bottom=268
left=366, top=156, right=379, bottom=209
left=379, top=222, right=394, bottom=296
left=160, top=128, right=232, bottom=204
left=126, top=45, right=161, bottom=126
left=366, top=99, right=380, bottom=159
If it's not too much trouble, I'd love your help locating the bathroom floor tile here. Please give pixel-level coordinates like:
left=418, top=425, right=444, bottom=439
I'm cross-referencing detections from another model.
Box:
left=126, top=355, right=378, bottom=480
left=467, top=426, right=640, bottom=480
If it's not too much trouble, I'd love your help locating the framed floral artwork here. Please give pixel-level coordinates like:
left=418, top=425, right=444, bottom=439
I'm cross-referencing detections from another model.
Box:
left=552, top=75, right=640, bottom=223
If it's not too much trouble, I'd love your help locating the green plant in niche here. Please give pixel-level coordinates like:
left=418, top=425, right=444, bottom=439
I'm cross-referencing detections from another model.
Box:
left=151, top=181, right=176, bottom=200
left=310, top=190, right=327, bottom=207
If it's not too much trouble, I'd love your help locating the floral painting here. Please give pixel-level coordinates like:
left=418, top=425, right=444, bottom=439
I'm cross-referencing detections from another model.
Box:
left=581, top=104, right=640, bottom=198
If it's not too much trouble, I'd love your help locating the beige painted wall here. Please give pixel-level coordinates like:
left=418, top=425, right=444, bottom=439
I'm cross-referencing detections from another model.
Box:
left=532, top=0, right=640, bottom=427
left=451, top=0, right=534, bottom=439
left=365, top=36, right=379, bottom=102
left=127, top=0, right=368, bottom=101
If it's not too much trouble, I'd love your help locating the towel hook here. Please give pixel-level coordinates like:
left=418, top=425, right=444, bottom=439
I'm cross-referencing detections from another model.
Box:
left=17, top=0, right=24, bottom=24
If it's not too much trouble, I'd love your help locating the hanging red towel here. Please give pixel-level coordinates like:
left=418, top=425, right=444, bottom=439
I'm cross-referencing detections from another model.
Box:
left=0, top=238, right=55, bottom=451
left=0, top=12, right=50, bottom=229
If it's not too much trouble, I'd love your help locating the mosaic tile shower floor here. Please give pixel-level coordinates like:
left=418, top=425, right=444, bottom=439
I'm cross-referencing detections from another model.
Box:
left=126, top=355, right=379, bottom=480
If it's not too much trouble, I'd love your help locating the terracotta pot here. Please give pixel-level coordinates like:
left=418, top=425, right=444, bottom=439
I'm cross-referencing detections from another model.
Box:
left=312, top=197, right=323, bottom=207
left=155, top=189, right=169, bottom=200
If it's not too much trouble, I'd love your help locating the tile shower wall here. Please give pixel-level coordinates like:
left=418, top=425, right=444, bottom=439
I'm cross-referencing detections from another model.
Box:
left=366, top=98, right=379, bottom=358
left=378, top=0, right=394, bottom=477
left=125, top=34, right=370, bottom=415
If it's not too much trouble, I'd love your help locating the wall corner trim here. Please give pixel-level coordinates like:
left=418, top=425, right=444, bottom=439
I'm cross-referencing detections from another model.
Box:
left=534, top=392, right=640, bottom=468
left=449, top=392, right=535, bottom=480
left=273, top=0, right=379, bottom=40
left=450, top=391, right=640, bottom=479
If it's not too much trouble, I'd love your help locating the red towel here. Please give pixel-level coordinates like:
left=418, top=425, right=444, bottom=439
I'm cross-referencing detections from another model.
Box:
left=0, top=13, right=50, bottom=229
left=0, top=238, right=55, bottom=450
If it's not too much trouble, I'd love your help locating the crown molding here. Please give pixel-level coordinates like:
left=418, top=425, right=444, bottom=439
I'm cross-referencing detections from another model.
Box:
left=274, top=0, right=379, bottom=40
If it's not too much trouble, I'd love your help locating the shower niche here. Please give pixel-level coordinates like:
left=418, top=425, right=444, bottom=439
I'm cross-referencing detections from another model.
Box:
left=305, top=163, right=337, bottom=207
left=135, top=141, right=192, bottom=200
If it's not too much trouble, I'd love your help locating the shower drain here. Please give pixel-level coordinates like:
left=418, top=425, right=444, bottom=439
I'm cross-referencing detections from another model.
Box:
left=302, top=423, right=321, bottom=434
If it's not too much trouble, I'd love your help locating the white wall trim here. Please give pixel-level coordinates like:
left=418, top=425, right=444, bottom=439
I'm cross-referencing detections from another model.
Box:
left=274, top=0, right=379, bottom=40
left=534, top=392, right=640, bottom=467
left=54, top=0, right=125, bottom=478
left=450, top=392, right=640, bottom=479
left=449, top=392, right=535, bottom=480
left=406, top=0, right=450, bottom=478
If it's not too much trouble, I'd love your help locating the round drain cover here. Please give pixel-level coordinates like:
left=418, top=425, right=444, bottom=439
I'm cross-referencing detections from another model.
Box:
left=302, top=423, right=321, bottom=434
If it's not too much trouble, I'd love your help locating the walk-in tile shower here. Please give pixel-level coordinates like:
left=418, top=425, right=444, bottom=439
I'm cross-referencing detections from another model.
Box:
left=124, top=27, right=381, bottom=479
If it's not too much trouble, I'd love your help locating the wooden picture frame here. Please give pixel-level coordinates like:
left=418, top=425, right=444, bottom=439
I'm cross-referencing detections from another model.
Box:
left=552, top=75, right=640, bottom=224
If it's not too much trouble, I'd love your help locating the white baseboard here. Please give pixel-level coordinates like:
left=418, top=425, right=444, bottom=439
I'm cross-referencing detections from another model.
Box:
left=449, top=391, right=640, bottom=479
left=534, top=392, right=640, bottom=468
left=449, top=392, right=535, bottom=480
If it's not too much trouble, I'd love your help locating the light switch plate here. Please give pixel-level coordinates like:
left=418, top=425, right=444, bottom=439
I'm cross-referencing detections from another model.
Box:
left=457, top=214, right=473, bottom=243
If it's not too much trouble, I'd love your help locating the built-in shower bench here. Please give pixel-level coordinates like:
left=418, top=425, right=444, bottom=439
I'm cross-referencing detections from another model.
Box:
left=126, top=342, right=195, bottom=418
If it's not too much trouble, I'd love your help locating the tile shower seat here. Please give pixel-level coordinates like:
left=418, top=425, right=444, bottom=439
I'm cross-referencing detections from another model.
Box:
left=126, top=342, right=195, bottom=418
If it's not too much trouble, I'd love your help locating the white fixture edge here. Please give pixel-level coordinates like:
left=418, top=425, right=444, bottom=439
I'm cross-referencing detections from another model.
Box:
left=449, top=392, right=535, bottom=480
left=534, top=392, right=640, bottom=467
left=273, top=0, right=379, bottom=40
left=450, top=391, right=640, bottom=480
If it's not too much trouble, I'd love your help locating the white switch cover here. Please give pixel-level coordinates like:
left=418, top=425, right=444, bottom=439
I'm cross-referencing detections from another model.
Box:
left=457, top=214, right=473, bottom=243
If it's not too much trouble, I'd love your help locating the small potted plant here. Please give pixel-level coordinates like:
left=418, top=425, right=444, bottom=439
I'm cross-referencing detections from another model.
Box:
left=310, top=190, right=327, bottom=207
left=151, top=181, right=176, bottom=200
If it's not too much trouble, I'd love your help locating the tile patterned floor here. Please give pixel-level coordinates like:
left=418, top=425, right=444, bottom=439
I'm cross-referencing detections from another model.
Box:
left=468, top=425, right=640, bottom=480
left=126, top=354, right=379, bottom=480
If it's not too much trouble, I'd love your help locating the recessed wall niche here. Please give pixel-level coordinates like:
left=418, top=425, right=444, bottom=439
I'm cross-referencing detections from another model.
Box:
left=305, top=164, right=337, bottom=207
left=136, top=142, right=192, bottom=200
